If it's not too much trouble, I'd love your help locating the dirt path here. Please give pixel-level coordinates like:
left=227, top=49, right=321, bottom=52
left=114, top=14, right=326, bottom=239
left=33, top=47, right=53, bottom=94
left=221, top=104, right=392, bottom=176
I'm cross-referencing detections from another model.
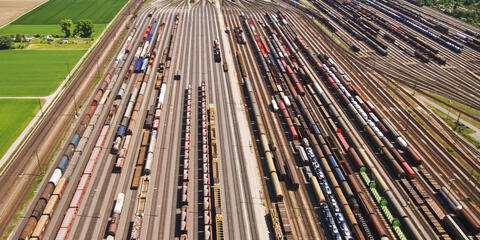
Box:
left=0, top=0, right=48, bottom=27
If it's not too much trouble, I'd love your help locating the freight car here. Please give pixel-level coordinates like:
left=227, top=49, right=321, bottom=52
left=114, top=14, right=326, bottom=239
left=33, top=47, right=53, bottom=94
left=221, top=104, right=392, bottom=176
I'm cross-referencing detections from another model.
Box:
left=312, top=81, right=408, bottom=179
left=107, top=193, right=125, bottom=236
left=18, top=63, right=114, bottom=237
left=464, top=29, right=479, bottom=38
left=111, top=125, right=126, bottom=154
left=295, top=37, right=421, bottom=238
left=443, top=215, right=468, bottom=240
left=180, top=205, right=188, bottom=233
left=304, top=142, right=355, bottom=239
left=324, top=56, right=424, bottom=166
left=438, top=186, right=480, bottom=233
left=433, top=24, right=449, bottom=34
left=366, top=0, right=462, bottom=53
left=347, top=174, right=389, bottom=239
left=439, top=187, right=462, bottom=211
left=213, top=39, right=221, bottom=62
left=383, top=33, right=395, bottom=43
left=415, top=51, right=430, bottom=63
left=258, top=14, right=416, bottom=238
left=200, top=81, right=215, bottom=240
left=239, top=51, right=283, bottom=200
left=458, top=208, right=480, bottom=233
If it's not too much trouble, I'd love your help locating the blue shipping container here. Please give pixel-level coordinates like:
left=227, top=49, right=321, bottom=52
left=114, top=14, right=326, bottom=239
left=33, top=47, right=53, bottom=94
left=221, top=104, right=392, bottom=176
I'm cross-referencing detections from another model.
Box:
left=57, top=156, right=69, bottom=173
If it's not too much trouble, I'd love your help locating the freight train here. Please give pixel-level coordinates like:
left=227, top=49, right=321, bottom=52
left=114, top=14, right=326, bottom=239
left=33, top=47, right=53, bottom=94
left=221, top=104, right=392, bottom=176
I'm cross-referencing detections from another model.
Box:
left=366, top=0, right=462, bottom=53
left=292, top=33, right=422, bottom=239
left=19, top=64, right=117, bottom=240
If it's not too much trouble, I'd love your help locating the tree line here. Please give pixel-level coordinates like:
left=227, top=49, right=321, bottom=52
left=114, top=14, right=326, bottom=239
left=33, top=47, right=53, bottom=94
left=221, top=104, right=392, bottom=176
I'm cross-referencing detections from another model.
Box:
left=0, top=19, right=95, bottom=50
left=60, top=19, right=95, bottom=38
left=413, top=0, right=480, bottom=26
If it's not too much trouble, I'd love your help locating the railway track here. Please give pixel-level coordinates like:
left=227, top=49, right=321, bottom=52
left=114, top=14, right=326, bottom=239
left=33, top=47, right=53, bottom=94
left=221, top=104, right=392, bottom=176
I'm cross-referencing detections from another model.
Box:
left=296, top=0, right=480, bottom=113
left=69, top=8, right=167, bottom=239
left=275, top=0, right=480, bottom=205
left=15, top=4, right=168, bottom=239
left=235, top=0, right=476, bottom=238
left=225, top=1, right=382, bottom=238
left=276, top=0, right=480, bottom=237
left=223, top=3, right=334, bottom=239
left=4, top=0, right=480, bottom=239
left=1, top=0, right=146, bottom=237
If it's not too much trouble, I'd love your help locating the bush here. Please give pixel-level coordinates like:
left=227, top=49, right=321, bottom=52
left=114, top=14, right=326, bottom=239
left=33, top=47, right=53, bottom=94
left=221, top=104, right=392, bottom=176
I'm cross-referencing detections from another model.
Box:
left=0, top=35, right=13, bottom=49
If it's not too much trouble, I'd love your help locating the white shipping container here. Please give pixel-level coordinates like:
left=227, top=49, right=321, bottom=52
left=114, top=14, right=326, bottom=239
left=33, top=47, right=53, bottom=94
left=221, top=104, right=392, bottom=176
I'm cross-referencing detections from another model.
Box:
left=113, top=193, right=125, bottom=214
left=49, top=169, right=62, bottom=186
left=396, top=137, right=408, bottom=149
left=283, top=96, right=291, bottom=107
left=271, top=99, right=279, bottom=111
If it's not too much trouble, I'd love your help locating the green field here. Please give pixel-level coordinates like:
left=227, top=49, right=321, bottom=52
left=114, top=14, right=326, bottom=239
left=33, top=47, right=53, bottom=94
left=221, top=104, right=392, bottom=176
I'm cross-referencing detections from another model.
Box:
left=0, top=0, right=123, bottom=37
left=0, top=50, right=85, bottom=97
left=0, top=24, right=106, bottom=37
left=0, top=100, right=39, bottom=160
left=0, top=0, right=128, bottom=163
left=13, top=0, right=128, bottom=25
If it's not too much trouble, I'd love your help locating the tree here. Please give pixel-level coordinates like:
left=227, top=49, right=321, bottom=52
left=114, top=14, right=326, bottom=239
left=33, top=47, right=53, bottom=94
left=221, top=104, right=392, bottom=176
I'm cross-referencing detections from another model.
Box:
left=59, top=19, right=73, bottom=37
left=0, top=35, right=13, bottom=49
left=74, top=19, right=94, bottom=38
left=14, top=34, right=23, bottom=42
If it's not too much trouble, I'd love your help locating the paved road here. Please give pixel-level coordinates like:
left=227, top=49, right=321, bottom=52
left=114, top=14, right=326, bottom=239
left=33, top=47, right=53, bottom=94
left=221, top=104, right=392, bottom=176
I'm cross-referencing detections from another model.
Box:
left=419, top=96, right=480, bottom=142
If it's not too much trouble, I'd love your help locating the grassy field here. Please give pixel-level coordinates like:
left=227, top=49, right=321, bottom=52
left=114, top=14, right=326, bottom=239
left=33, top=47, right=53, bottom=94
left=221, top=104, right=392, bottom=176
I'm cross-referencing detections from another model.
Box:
left=13, top=0, right=128, bottom=25
left=0, top=100, right=39, bottom=159
left=0, top=0, right=120, bottom=37
left=0, top=0, right=129, bottom=235
left=0, top=50, right=85, bottom=97
left=0, top=24, right=106, bottom=37
left=0, top=0, right=127, bottom=159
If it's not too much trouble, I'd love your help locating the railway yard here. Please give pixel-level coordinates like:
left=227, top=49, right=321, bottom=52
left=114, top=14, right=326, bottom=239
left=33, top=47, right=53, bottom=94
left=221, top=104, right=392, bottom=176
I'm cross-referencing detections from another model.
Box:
left=1, top=0, right=480, bottom=239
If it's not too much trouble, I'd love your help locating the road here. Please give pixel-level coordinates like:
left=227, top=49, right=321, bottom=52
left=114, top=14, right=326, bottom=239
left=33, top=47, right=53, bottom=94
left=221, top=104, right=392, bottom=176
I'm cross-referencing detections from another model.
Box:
left=418, top=96, right=480, bottom=142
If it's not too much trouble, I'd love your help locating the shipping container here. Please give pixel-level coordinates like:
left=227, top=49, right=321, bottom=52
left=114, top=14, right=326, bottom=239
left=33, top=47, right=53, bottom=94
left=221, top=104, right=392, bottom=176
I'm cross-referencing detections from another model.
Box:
left=43, top=195, right=59, bottom=217
left=70, top=189, right=85, bottom=208
left=60, top=207, right=77, bottom=228
left=31, top=215, right=49, bottom=239
left=53, top=177, right=68, bottom=198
